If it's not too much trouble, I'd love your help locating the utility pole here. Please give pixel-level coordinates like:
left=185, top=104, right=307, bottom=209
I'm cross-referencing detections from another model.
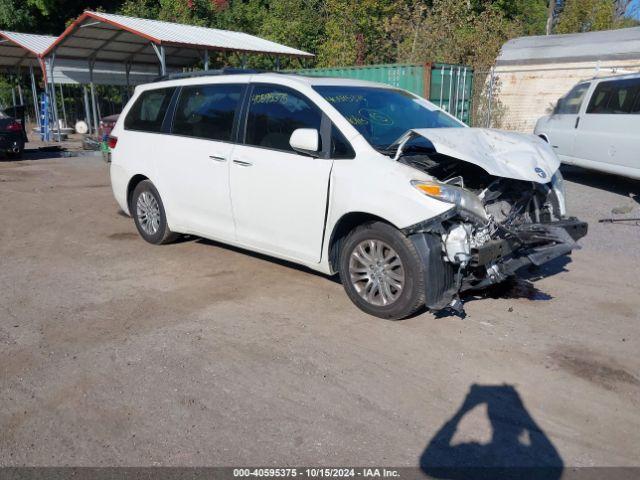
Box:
left=546, top=0, right=557, bottom=35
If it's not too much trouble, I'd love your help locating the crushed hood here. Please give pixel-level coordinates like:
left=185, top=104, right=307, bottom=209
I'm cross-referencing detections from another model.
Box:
left=396, top=128, right=560, bottom=184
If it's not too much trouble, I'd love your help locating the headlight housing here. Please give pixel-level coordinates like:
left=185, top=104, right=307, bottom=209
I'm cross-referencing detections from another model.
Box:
left=412, top=180, right=488, bottom=222
left=550, top=170, right=567, bottom=216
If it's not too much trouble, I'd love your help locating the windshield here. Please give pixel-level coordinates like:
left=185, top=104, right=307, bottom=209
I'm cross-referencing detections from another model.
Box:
left=314, top=86, right=463, bottom=150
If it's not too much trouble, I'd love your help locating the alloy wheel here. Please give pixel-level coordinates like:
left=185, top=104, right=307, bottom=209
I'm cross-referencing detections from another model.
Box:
left=348, top=239, right=405, bottom=306
left=136, top=191, right=161, bottom=236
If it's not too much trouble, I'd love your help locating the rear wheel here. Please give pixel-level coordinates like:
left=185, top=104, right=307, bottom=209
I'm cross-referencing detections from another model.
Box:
left=6, top=146, right=23, bottom=159
left=130, top=180, right=178, bottom=245
left=339, top=221, right=426, bottom=320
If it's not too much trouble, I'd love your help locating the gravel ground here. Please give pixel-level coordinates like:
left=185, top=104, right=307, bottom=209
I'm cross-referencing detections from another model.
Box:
left=0, top=154, right=638, bottom=469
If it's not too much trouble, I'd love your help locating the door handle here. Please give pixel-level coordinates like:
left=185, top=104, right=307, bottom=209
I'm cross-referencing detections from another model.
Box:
left=233, top=159, right=253, bottom=167
left=209, top=154, right=227, bottom=162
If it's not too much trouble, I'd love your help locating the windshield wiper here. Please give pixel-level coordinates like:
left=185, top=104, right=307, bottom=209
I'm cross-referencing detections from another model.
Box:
left=386, top=130, right=420, bottom=160
left=373, top=144, right=399, bottom=156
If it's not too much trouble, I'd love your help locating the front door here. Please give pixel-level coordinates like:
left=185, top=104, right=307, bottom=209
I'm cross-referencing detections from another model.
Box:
left=154, top=82, right=245, bottom=241
left=229, top=84, right=333, bottom=264
left=545, top=83, right=590, bottom=162
left=573, top=77, right=640, bottom=170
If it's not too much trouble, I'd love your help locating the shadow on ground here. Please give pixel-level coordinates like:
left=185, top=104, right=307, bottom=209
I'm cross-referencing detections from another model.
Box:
left=560, top=165, right=640, bottom=202
left=420, top=384, right=563, bottom=480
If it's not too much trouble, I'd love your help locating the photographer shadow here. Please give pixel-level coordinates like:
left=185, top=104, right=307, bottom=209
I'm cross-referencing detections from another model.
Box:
left=420, top=384, right=563, bottom=480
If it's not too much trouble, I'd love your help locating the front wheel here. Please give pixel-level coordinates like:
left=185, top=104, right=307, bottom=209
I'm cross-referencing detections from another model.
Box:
left=130, top=180, right=179, bottom=245
left=339, top=221, right=426, bottom=320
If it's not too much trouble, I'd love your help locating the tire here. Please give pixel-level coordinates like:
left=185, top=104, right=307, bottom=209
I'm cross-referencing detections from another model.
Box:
left=130, top=180, right=179, bottom=245
left=338, top=221, right=426, bottom=320
left=6, top=148, right=23, bottom=160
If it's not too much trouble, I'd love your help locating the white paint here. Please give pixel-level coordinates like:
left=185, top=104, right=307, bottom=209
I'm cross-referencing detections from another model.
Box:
left=535, top=73, right=640, bottom=180
left=408, top=128, right=560, bottom=183
left=111, top=74, right=567, bottom=276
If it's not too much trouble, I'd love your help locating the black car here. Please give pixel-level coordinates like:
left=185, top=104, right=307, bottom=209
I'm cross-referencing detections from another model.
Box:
left=0, top=107, right=27, bottom=159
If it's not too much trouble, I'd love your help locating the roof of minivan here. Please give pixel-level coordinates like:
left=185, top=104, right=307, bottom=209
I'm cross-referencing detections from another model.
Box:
left=573, top=71, right=640, bottom=87
left=144, top=72, right=397, bottom=90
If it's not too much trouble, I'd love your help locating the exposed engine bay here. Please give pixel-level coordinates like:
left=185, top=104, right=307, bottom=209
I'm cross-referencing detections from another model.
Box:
left=396, top=134, right=588, bottom=313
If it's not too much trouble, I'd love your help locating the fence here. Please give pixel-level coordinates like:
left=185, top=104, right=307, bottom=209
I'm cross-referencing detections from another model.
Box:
left=296, top=63, right=474, bottom=125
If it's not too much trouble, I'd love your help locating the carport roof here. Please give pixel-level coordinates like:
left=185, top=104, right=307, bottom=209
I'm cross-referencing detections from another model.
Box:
left=0, top=31, right=56, bottom=68
left=45, top=11, right=313, bottom=69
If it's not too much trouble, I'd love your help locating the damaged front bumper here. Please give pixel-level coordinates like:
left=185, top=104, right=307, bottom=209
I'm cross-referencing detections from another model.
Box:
left=406, top=212, right=588, bottom=311
left=466, top=218, right=587, bottom=287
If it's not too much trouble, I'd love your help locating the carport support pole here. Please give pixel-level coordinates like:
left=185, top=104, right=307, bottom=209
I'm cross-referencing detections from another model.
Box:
left=125, top=62, right=131, bottom=100
left=16, top=68, right=24, bottom=106
left=203, top=49, right=209, bottom=70
left=82, top=86, right=92, bottom=134
left=30, top=66, right=40, bottom=129
left=59, top=84, right=67, bottom=127
left=152, top=43, right=167, bottom=76
left=48, top=54, right=62, bottom=142
left=89, top=59, right=99, bottom=139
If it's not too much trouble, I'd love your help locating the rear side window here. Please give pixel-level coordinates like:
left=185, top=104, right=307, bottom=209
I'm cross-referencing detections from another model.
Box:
left=555, top=83, right=589, bottom=114
left=172, top=84, right=243, bottom=141
left=125, top=88, right=175, bottom=133
left=245, top=85, right=322, bottom=153
left=587, top=78, right=640, bottom=114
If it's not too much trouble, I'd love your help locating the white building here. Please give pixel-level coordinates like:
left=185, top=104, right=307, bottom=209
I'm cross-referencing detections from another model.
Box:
left=494, top=26, right=640, bottom=132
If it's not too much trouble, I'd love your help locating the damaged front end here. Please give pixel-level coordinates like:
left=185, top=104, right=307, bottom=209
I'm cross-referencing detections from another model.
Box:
left=396, top=129, right=588, bottom=313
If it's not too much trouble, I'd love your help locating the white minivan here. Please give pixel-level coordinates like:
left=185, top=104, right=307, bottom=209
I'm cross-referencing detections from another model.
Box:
left=110, top=71, right=586, bottom=319
left=535, top=73, right=640, bottom=179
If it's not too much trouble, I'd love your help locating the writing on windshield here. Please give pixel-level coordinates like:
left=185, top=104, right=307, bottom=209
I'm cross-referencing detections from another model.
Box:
left=314, top=86, right=462, bottom=148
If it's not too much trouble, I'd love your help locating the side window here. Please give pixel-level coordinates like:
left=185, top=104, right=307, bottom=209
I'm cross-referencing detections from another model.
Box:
left=245, top=85, right=322, bottom=153
left=124, top=88, right=175, bottom=133
left=172, top=84, right=243, bottom=141
left=588, top=78, right=640, bottom=114
left=632, top=86, right=640, bottom=114
left=330, top=125, right=355, bottom=159
left=555, top=84, right=589, bottom=115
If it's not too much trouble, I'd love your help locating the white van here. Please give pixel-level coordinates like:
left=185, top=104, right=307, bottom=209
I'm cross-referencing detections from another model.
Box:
left=110, top=71, right=586, bottom=319
left=534, top=73, right=640, bottom=179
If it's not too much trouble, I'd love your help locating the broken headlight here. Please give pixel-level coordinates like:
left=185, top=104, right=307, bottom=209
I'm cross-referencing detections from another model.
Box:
left=412, top=180, right=488, bottom=222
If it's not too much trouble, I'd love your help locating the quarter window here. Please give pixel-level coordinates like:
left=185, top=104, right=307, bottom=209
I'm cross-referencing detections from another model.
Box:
left=245, top=85, right=322, bottom=153
left=172, top=84, right=243, bottom=141
left=124, top=88, right=175, bottom=133
left=330, top=125, right=355, bottom=159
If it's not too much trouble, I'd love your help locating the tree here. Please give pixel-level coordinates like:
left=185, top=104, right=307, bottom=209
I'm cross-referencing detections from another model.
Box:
left=0, top=0, right=38, bottom=31
left=316, top=0, right=398, bottom=67
left=555, top=0, right=638, bottom=33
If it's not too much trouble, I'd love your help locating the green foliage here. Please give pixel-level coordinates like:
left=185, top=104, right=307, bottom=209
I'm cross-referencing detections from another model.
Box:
left=556, top=0, right=637, bottom=33
left=1, top=0, right=639, bottom=71
left=0, top=0, right=38, bottom=31
left=383, top=0, right=523, bottom=70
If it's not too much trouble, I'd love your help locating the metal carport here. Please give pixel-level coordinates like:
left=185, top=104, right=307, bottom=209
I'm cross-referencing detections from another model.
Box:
left=41, top=11, right=313, bottom=140
left=0, top=31, right=56, bottom=129
left=0, top=30, right=159, bottom=138
left=45, top=11, right=313, bottom=74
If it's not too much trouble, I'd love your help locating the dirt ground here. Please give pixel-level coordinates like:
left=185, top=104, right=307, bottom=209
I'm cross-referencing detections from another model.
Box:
left=0, top=151, right=639, bottom=469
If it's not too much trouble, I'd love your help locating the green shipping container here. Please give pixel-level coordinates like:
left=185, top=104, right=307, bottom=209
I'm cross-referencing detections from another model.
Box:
left=296, top=63, right=474, bottom=125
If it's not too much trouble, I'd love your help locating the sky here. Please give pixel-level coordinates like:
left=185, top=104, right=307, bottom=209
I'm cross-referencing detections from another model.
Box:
left=629, top=0, right=640, bottom=19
